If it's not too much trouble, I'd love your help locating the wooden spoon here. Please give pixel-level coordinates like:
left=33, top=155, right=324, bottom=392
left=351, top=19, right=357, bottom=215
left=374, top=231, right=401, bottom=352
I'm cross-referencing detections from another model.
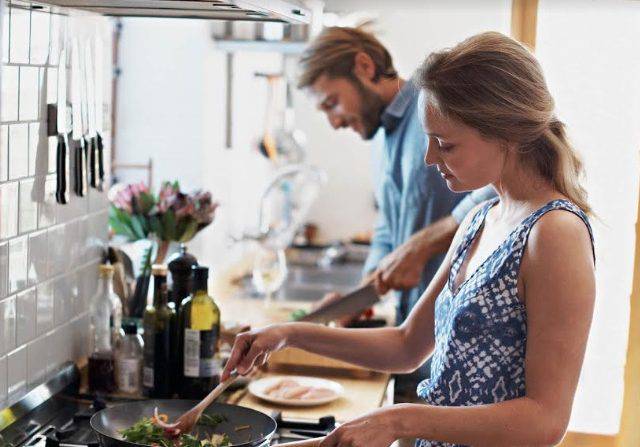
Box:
left=154, top=370, right=239, bottom=435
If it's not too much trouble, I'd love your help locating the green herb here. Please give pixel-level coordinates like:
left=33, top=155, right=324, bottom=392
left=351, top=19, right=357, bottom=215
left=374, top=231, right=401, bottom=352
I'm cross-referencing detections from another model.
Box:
left=290, top=309, right=308, bottom=321
left=120, top=418, right=173, bottom=447
left=198, top=413, right=227, bottom=428
left=120, top=417, right=231, bottom=447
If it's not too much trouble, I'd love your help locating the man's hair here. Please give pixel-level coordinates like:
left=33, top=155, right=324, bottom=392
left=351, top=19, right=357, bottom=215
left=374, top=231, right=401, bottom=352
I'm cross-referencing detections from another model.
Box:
left=297, top=26, right=398, bottom=89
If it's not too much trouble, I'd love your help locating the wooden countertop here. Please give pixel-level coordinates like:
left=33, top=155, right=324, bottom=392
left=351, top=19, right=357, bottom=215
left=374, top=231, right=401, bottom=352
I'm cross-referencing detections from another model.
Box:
left=212, top=278, right=395, bottom=421
left=229, top=371, right=393, bottom=423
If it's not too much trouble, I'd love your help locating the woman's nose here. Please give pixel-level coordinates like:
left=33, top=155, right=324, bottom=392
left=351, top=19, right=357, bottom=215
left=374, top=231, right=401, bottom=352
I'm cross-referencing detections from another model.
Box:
left=424, top=139, right=439, bottom=166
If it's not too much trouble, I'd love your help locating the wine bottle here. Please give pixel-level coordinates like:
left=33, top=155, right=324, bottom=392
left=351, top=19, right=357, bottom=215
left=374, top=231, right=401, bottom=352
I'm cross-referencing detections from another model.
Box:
left=142, top=264, right=176, bottom=398
left=177, top=265, right=221, bottom=399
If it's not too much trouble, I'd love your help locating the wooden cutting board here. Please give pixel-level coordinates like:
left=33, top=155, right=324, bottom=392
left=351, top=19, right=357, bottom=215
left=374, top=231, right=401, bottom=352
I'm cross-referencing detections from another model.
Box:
left=232, top=372, right=392, bottom=423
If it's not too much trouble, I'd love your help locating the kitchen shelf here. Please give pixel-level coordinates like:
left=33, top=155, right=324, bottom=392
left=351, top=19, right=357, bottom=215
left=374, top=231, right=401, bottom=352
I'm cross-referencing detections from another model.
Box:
left=214, top=39, right=307, bottom=54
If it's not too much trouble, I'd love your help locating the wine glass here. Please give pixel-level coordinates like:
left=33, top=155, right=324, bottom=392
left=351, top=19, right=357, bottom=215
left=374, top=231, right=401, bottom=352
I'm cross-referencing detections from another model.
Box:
left=252, top=246, right=288, bottom=303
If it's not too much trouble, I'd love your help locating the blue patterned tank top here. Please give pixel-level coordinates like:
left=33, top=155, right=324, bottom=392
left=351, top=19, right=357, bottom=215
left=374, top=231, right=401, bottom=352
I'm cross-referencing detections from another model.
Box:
left=416, top=198, right=594, bottom=447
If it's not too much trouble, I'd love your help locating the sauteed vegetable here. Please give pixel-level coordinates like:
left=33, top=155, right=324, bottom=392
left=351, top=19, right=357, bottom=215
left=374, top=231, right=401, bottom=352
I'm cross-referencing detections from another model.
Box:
left=120, top=414, right=231, bottom=447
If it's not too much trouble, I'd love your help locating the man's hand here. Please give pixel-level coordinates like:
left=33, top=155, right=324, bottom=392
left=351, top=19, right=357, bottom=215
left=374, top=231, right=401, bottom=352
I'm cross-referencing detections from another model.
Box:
left=313, top=272, right=378, bottom=327
left=376, top=235, right=428, bottom=291
left=376, top=215, right=458, bottom=292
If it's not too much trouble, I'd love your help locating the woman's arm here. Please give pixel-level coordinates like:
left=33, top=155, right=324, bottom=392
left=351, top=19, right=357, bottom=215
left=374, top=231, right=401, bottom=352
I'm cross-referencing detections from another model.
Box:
left=222, top=205, right=482, bottom=379
left=320, top=210, right=596, bottom=447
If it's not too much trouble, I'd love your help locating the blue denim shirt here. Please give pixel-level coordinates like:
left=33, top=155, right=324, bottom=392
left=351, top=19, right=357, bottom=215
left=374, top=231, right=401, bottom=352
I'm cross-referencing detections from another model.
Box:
left=364, top=78, right=466, bottom=324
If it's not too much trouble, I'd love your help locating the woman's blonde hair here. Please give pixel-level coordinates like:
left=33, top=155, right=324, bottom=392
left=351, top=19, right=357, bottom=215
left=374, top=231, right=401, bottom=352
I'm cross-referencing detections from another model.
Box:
left=417, top=31, right=591, bottom=215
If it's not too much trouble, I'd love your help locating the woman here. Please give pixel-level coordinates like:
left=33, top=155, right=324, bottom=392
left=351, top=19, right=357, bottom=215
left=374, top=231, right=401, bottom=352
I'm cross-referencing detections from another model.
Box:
left=222, top=32, right=596, bottom=447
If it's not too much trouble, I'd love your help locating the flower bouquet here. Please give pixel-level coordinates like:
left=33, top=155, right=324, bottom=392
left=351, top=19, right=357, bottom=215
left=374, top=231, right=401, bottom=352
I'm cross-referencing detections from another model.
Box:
left=109, top=181, right=218, bottom=316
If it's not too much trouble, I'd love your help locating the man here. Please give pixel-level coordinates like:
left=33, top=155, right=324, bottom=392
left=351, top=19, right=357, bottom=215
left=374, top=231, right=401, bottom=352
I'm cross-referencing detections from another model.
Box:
left=297, top=27, right=496, bottom=396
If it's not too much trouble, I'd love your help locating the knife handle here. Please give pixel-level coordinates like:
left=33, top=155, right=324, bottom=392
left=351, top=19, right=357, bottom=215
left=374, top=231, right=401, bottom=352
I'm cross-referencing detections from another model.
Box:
left=55, top=135, right=67, bottom=204
left=89, top=137, right=97, bottom=189
left=73, top=140, right=84, bottom=197
left=97, top=132, right=105, bottom=191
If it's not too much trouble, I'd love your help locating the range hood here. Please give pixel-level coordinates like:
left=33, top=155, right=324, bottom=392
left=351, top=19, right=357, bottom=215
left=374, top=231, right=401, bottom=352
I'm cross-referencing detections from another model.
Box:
left=32, top=0, right=311, bottom=23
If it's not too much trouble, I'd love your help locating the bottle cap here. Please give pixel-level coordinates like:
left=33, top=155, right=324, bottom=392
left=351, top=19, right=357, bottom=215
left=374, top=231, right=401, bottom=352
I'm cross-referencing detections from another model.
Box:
left=192, top=265, right=209, bottom=283
left=122, top=322, right=138, bottom=335
left=152, top=264, right=168, bottom=276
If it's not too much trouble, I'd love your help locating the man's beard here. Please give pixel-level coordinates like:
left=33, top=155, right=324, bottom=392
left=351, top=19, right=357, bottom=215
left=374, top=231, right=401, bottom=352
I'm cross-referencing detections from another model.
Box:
left=350, top=76, right=386, bottom=140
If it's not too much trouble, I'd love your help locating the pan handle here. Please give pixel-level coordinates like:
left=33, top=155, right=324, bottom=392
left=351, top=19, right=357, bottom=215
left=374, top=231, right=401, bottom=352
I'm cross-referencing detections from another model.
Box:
left=275, top=438, right=324, bottom=447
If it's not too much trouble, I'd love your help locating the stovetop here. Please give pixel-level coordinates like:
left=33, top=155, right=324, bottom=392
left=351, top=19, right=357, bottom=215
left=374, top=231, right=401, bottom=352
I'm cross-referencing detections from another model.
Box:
left=0, top=363, right=335, bottom=447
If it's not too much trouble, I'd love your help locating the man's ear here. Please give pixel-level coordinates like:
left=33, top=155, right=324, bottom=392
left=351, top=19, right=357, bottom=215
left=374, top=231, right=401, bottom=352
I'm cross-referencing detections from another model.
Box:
left=353, top=51, right=376, bottom=82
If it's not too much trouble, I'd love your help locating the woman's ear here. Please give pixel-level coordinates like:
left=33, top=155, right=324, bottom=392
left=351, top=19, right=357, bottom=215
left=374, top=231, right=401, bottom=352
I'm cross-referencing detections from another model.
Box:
left=352, top=51, right=376, bottom=82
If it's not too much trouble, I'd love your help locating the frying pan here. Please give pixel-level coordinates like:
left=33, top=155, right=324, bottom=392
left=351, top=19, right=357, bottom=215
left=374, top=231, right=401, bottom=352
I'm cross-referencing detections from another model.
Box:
left=90, top=400, right=276, bottom=447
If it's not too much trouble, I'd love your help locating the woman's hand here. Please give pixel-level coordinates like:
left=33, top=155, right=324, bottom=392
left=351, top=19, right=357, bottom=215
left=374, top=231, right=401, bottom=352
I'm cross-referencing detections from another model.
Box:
left=319, top=408, right=398, bottom=447
left=221, top=324, right=291, bottom=381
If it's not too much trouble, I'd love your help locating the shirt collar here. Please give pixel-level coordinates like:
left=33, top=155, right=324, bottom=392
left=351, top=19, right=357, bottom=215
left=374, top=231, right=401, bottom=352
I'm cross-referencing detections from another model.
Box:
left=380, top=75, right=420, bottom=134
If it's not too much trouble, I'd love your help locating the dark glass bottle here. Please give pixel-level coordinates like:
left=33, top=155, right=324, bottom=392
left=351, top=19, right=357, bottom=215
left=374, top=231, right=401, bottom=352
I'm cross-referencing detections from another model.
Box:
left=167, top=244, right=197, bottom=313
left=177, top=266, right=221, bottom=399
left=142, top=264, right=176, bottom=398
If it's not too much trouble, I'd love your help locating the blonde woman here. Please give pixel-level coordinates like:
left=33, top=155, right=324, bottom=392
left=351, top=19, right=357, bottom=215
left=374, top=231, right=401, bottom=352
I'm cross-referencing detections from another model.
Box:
left=222, top=32, right=596, bottom=447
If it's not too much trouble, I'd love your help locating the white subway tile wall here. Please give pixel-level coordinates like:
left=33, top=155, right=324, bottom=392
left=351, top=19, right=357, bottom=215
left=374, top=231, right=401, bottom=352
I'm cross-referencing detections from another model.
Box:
left=0, top=2, right=113, bottom=408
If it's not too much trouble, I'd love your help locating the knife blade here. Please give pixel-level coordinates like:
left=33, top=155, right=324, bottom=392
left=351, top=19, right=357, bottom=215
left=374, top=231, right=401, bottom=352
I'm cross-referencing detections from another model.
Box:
left=84, top=42, right=98, bottom=189
left=70, top=38, right=85, bottom=197
left=299, top=284, right=380, bottom=324
left=94, top=37, right=105, bottom=191
left=55, top=47, right=68, bottom=205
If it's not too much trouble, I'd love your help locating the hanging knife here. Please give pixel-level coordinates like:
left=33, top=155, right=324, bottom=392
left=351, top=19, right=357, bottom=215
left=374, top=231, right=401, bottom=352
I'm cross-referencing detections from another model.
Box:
left=84, top=42, right=98, bottom=190
left=94, top=37, right=105, bottom=191
left=70, top=38, right=86, bottom=197
left=55, top=47, right=69, bottom=205
left=79, top=40, right=91, bottom=192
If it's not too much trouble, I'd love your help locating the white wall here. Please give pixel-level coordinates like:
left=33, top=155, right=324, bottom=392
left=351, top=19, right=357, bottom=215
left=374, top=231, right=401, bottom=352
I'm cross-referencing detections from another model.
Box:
left=536, top=0, right=640, bottom=434
left=115, top=18, right=210, bottom=193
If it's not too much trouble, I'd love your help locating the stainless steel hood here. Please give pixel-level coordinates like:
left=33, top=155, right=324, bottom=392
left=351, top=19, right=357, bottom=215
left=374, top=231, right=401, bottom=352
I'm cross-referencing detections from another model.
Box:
left=31, top=0, right=311, bottom=23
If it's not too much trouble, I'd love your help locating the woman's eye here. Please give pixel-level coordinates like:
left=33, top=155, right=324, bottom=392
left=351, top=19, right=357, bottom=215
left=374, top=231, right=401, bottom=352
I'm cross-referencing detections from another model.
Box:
left=439, top=143, right=455, bottom=152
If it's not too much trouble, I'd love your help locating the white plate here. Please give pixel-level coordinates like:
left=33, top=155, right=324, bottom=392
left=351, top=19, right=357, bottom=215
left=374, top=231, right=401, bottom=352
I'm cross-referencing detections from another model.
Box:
left=248, top=376, right=344, bottom=407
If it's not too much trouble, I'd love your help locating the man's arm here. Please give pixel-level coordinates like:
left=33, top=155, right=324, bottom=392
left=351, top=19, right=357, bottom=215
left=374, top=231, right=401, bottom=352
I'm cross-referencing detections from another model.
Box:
left=377, top=186, right=497, bottom=292
left=376, top=215, right=457, bottom=293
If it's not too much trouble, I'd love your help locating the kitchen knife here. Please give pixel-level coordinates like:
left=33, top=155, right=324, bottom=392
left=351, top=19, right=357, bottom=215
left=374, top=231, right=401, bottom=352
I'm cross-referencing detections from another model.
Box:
left=78, top=41, right=92, bottom=191
left=55, top=47, right=69, bottom=205
left=94, top=37, right=105, bottom=191
left=298, top=284, right=380, bottom=324
left=84, top=42, right=98, bottom=189
left=70, top=38, right=86, bottom=197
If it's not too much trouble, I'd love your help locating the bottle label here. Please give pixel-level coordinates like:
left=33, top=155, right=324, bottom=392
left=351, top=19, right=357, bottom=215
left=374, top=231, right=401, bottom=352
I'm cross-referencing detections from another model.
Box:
left=143, top=366, right=154, bottom=388
left=116, top=358, right=141, bottom=394
left=184, top=329, right=219, bottom=378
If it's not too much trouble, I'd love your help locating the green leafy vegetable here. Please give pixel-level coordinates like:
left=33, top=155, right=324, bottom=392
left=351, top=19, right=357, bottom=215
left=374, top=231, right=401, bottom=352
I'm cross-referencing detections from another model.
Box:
left=120, top=416, right=231, bottom=447
left=290, top=309, right=308, bottom=321
left=120, top=418, right=173, bottom=447
left=199, top=414, right=227, bottom=428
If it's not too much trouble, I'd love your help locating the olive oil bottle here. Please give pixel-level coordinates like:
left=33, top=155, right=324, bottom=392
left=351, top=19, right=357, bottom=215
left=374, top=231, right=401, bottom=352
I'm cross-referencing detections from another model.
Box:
left=177, top=265, right=221, bottom=398
left=142, top=265, right=176, bottom=398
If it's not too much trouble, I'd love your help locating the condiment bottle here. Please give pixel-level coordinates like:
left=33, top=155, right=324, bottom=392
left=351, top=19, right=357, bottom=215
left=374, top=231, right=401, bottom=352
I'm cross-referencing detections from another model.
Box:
left=115, top=322, right=144, bottom=395
left=177, top=265, right=221, bottom=398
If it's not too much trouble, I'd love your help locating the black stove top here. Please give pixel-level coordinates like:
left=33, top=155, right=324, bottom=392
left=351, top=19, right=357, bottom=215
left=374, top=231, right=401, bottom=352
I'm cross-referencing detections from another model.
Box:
left=0, top=363, right=335, bottom=447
